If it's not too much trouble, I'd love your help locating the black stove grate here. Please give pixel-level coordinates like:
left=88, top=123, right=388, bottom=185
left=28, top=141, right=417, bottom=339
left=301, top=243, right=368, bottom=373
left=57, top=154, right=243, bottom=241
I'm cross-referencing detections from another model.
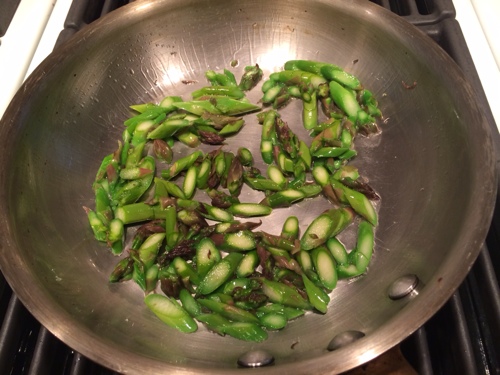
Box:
left=0, top=0, right=499, bottom=374
left=0, top=0, right=21, bottom=38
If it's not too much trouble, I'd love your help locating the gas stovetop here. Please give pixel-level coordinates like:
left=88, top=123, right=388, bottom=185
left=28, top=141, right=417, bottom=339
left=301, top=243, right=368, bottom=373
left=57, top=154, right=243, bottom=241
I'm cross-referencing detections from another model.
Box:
left=0, top=1, right=499, bottom=374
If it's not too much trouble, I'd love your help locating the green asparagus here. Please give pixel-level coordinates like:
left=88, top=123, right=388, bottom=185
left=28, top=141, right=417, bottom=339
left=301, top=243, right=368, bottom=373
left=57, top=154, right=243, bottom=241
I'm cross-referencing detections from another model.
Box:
left=87, top=60, right=382, bottom=342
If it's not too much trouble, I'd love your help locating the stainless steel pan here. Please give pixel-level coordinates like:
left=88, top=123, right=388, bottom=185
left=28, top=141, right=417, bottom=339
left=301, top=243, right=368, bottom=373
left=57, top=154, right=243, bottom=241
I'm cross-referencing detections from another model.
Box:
left=0, top=0, right=496, bottom=373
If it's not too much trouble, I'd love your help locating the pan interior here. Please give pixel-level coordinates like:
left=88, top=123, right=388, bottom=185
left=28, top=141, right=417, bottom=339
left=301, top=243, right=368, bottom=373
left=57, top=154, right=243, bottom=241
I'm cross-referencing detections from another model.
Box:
left=0, top=0, right=495, bottom=373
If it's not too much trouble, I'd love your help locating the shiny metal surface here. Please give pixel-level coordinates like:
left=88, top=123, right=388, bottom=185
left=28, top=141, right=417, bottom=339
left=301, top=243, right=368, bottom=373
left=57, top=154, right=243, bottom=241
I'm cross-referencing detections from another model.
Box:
left=0, top=0, right=496, bottom=374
